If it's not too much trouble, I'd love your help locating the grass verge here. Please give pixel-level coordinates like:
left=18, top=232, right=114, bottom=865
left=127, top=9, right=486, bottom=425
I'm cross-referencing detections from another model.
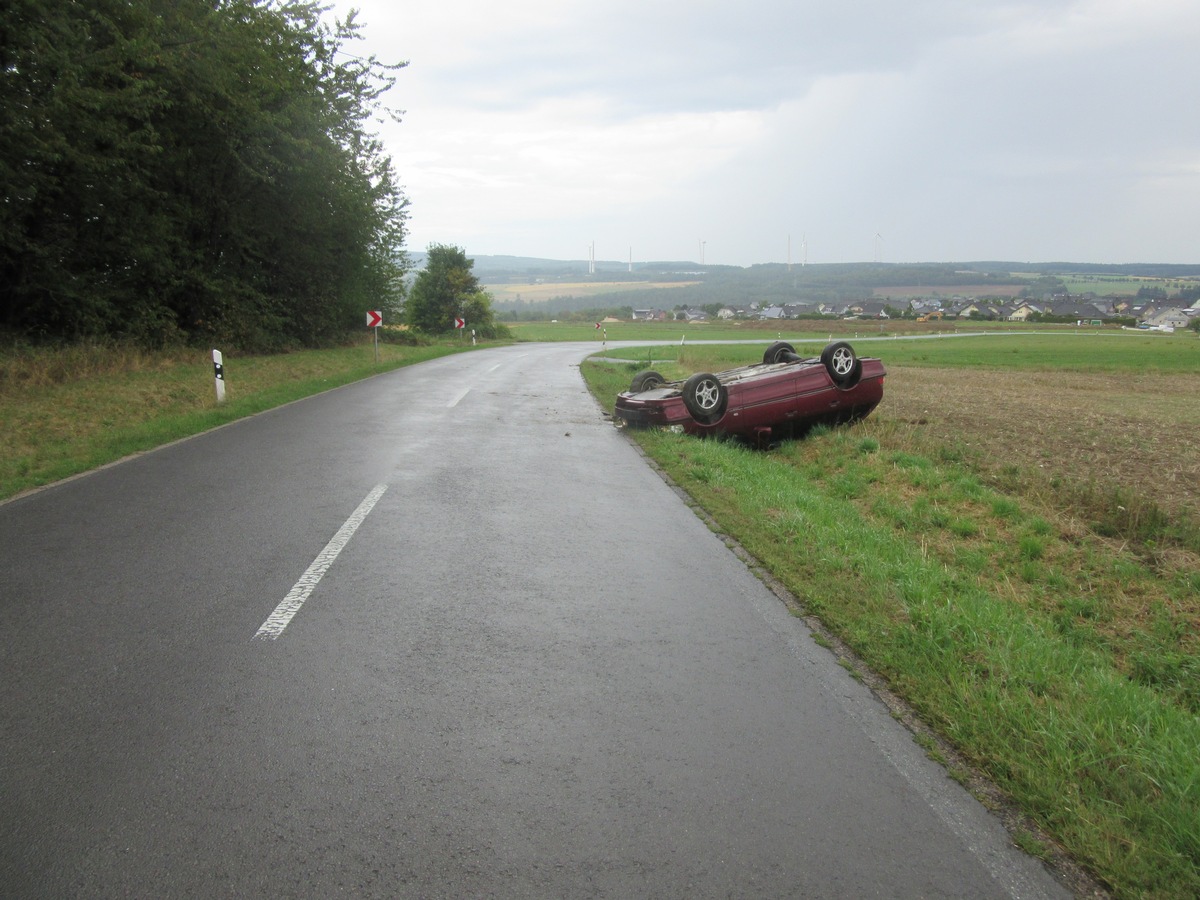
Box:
left=0, top=338, right=470, bottom=501
left=583, top=349, right=1199, bottom=899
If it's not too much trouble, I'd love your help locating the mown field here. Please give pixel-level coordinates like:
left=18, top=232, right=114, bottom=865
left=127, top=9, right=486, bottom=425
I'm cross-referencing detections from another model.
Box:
left=1050, top=274, right=1199, bottom=296
left=583, top=332, right=1199, bottom=899
left=507, top=317, right=1110, bottom=344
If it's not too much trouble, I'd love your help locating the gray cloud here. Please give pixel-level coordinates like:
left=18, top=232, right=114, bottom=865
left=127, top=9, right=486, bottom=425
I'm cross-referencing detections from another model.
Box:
left=334, top=0, right=1200, bottom=264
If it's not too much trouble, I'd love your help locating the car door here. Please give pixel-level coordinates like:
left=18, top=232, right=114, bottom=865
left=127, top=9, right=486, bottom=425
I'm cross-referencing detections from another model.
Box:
left=725, top=366, right=799, bottom=431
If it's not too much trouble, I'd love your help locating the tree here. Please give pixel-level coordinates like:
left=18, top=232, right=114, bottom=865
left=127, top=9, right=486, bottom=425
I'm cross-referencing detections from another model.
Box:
left=0, top=0, right=171, bottom=340
left=0, top=0, right=409, bottom=349
left=460, top=291, right=506, bottom=339
left=405, top=245, right=503, bottom=337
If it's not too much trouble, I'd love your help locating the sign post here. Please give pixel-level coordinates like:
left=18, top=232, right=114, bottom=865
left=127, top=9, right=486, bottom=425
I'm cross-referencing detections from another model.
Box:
left=454, top=317, right=465, bottom=342
left=366, top=310, right=382, bottom=362
left=212, top=349, right=225, bottom=404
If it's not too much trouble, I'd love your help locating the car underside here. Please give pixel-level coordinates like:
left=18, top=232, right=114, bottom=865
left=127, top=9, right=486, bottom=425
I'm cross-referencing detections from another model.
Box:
left=613, top=341, right=886, bottom=446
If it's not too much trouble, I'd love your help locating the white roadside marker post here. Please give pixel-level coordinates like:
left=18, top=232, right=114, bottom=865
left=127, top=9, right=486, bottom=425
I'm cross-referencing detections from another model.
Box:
left=212, top=349, right=225, bottom=404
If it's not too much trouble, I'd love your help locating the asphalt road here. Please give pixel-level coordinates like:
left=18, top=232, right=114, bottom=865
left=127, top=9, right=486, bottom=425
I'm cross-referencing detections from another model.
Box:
left=0, top=343, right=1072, bottom=898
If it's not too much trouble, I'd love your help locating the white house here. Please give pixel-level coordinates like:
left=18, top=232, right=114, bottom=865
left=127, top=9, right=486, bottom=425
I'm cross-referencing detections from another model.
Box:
left=1145, top=308, right=1190, bottom=329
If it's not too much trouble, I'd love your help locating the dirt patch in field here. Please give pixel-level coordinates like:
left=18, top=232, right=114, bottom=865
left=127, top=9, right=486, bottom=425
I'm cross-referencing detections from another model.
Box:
left=880, top=365, right=1200, bottom=522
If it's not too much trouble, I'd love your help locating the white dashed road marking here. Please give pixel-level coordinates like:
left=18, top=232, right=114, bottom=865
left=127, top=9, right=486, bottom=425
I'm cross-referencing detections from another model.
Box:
left=253, top=484, right=388, bottom=640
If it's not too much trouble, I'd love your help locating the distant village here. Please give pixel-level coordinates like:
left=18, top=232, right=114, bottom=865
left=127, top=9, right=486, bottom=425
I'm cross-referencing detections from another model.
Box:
left=630, top=292, right=1200, bottom=331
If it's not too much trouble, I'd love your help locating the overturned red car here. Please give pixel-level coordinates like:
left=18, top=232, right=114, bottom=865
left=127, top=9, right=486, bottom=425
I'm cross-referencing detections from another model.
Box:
left=613, top=341, right=885, bottom=444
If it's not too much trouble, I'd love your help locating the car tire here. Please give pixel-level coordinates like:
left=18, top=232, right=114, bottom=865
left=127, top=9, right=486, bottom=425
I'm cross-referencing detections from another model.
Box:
left=681, top=372, right=728, bottom=424
left=821, top=341, right=860, bottom=386
left=629, top=370, right=665, bottom=392
left=763, top=341, right=799, bottom=365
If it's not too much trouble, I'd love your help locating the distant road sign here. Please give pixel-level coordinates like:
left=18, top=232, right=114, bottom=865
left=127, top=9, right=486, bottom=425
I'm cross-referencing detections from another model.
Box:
left=366, top=310, right=382, bottom=328
left=454, top=317, right=465, bottom=329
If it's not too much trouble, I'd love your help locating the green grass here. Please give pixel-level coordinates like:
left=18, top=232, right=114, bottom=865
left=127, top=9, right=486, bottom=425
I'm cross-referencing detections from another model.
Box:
left=508, top=320, right=823, bottom=343
left=508, top=317, right=1025, bottom=343
left=876, top=332, right=1200, bottom=372
left=591, top=330, right=1200, bottom=374
left=583, top=347, right=1200, bottom=898
left=0, top=338, right=470, bottom=501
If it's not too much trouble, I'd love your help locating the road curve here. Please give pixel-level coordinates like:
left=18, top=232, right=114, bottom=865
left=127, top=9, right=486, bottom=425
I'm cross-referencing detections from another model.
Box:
left=0, top=343, right=1070, bottom=898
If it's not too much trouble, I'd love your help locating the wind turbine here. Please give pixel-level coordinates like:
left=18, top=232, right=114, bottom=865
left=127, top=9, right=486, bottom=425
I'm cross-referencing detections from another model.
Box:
left=874, top=232, right=883, bottom=263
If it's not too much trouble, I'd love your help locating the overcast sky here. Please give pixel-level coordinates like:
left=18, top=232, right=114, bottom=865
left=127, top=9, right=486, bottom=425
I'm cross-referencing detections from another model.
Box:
left=328, top=0, right=1200, bottom=267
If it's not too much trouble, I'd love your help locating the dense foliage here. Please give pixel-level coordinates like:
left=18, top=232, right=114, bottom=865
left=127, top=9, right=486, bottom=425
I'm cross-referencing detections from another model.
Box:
left=1, top=0, right=408, bottom=350
left=405, top=244, right=506, bottom=338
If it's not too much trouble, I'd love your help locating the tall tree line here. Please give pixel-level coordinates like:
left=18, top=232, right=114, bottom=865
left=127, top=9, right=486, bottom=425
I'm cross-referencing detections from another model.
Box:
left=1, top=0, right=409, bottom=349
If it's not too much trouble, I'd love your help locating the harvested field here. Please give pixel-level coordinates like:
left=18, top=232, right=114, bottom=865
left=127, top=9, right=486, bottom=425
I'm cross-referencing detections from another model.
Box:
left=484, top=280, right=698, bottom=304
left=881, top=364, right=1200, bottom=527
left=865, top=364, right=1200, bottom=676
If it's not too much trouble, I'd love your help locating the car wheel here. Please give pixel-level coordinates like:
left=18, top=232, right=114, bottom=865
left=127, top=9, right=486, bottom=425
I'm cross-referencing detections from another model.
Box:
left=763, top=341, right=798, bottom=365
left=821, top=341, right=860, bottom=386
left=629, top=370, right=665, bottom=392
left=682, top=372, right=728, bottom=424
